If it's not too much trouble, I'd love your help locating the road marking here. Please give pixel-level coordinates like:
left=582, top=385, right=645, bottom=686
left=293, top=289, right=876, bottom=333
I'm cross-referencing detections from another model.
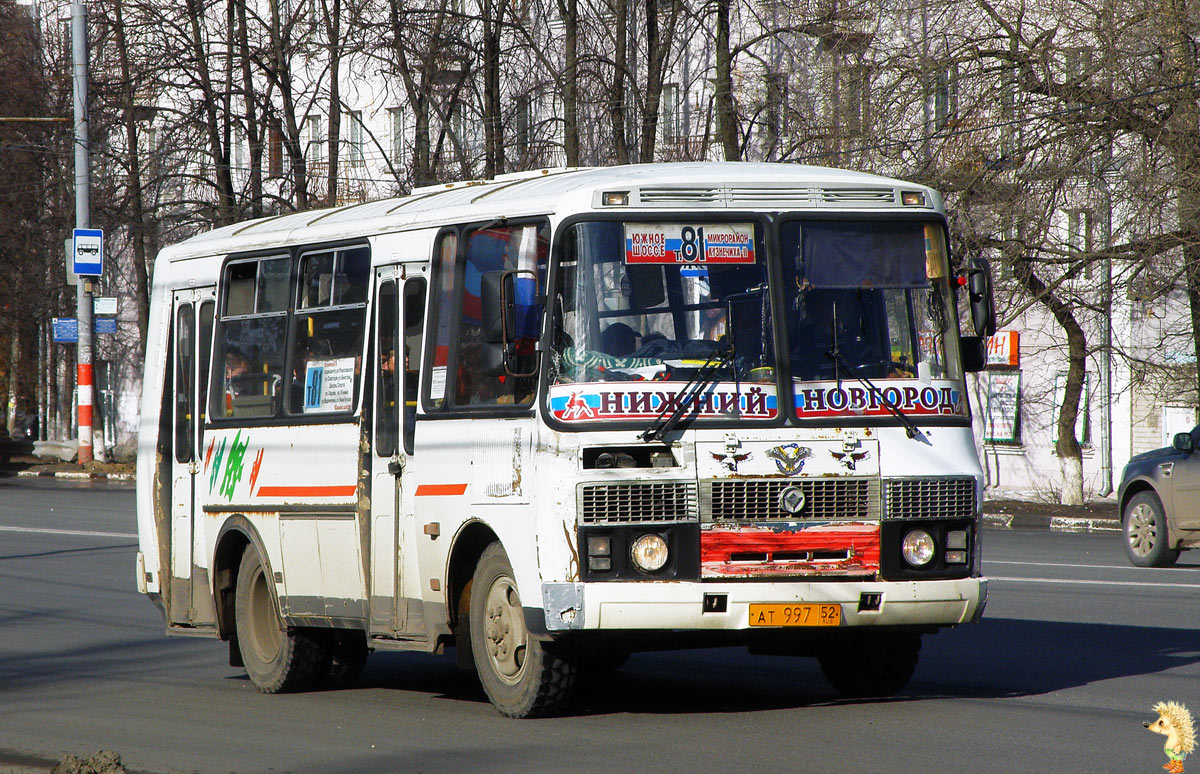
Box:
left=990, top=575, right=1200, bottom=589
left=988, top=559, right=1200, bottom=572
left=0, top=525, right=136, bottom=539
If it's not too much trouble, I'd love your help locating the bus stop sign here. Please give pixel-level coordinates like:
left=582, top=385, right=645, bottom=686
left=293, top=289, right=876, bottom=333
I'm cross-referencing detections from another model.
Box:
left=72, top=228, right=104, bottom=276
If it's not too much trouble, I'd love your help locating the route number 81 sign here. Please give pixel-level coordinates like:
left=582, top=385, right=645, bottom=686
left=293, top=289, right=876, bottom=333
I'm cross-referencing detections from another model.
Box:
left=624, top=223, right=755, bottom=265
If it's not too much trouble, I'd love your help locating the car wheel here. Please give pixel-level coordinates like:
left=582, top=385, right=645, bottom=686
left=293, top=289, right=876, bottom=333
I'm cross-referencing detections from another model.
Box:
left=1123, top=491, right=1180, bottom=568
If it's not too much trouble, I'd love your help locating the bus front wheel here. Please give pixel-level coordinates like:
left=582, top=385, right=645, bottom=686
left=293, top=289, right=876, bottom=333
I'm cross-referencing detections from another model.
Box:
left=469, top=543, right=577, bottom=718
left=234, top=547, right=324, bottom=693
left=817, top=631, right=922, bottom=699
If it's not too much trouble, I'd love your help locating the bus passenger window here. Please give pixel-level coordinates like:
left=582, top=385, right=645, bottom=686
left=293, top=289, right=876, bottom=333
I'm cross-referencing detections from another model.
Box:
left=428, top=222, right=547, bottom=411
left=289, top=246, right=370, bottom=415
left=211, top=255, right=290, bottom=419
left=375, top=281, right=399, bottom=457
left=402, top=278, right=426, bottom=454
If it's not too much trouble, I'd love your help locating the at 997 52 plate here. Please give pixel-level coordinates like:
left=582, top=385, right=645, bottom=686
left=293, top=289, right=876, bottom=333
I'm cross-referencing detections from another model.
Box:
left=748, top=603, right=841, bottom=627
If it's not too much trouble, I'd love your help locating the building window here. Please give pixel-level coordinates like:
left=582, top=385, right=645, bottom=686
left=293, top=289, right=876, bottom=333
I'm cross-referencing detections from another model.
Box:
left=345, top=110, right=364, bottom=166
left=268, top=127, right=284, bottom=178
left=305, top=115, right=323, bottom=166
left=514, top=94, right=531, bottom=156
left=388, top=107, right=405, bottom=166
left=661, top=82, right=679, bottom=143
left=932, top=64, right=957, bottom=131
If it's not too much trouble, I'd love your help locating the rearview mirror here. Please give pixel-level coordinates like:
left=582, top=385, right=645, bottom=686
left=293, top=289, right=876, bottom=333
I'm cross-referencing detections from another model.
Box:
left=966, top=256, right=996, bottom=338
left=481, top=271, right=512, bottom=345
left=1173, top=432, right=1194, bottom=453
left=480, top=269, right=540, bottom=377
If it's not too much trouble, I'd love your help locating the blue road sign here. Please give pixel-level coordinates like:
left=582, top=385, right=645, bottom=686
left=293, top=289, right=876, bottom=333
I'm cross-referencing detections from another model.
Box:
left=52, top=316, right=118, bottom=343
left=72, top=228, right=104, bottom=276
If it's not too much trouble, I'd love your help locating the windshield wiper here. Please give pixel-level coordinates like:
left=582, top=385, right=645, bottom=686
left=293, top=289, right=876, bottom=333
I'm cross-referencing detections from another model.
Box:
left=823, top=348, right=921, bottom=439
left=640, top=344, right=736, bottom=442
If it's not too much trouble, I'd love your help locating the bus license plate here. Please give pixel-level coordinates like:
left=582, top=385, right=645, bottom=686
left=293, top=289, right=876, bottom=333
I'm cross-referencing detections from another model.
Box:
left=748, top=603, right=841, bottom=627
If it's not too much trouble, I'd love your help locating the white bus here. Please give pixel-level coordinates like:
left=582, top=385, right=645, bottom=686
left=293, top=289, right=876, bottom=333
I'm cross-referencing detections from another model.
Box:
left=136, top=162, right=994, bottom=717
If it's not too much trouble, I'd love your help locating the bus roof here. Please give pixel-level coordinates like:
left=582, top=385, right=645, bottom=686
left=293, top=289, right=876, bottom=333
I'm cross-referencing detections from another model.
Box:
left=160, top=162, right=942, bottom=263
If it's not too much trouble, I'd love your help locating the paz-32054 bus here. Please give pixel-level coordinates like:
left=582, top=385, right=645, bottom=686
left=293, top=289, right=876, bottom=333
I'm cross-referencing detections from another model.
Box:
left=136, top=162, right=994, bottom=717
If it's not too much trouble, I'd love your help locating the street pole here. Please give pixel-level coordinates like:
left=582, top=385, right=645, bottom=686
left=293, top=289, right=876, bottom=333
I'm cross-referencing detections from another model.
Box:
left=72, top=0, right=94, bottom=465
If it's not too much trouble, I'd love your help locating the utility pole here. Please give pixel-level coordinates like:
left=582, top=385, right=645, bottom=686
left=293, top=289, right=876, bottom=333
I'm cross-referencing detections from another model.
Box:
left=72, top=0, right=94, bottom=465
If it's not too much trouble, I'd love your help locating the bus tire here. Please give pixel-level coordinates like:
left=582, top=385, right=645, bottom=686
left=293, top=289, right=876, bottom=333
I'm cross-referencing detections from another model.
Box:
left=817, top=631, right=921, bottom=699
left=234, top=547, right=325, bottom=693
left=469, top=543, right=577, bottom=718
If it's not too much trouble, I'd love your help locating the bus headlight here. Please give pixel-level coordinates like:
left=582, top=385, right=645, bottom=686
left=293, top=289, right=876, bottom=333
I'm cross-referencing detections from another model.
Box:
left=630, top=533, right=669, bottom=573
left=901, top=529, right=936, bottom=568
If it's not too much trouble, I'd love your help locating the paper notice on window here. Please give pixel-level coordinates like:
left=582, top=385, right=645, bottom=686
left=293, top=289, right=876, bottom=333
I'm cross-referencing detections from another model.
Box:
left=303, top=357, right=357, bottom=413
left=430, top=365, right=447, bottom=400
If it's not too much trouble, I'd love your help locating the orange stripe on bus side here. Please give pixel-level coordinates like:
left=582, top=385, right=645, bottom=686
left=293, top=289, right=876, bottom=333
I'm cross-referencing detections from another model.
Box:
left=415, top=484, right=468, bottom=496
left=256, top=485, right=358, bottom=497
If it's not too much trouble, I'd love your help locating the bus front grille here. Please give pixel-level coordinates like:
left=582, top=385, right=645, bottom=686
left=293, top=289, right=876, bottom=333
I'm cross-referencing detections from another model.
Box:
left=884, top=477, right=977, bottom=520
left=702, top=478, right=880, bottom=521
left=579, top=482, right=699, bottom=524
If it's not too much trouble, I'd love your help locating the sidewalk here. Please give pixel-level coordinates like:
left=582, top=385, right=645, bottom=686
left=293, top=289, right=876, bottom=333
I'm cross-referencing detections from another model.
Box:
left=983, top=497, right=1121, bottom=533
left=0, top=455, right=134, bottom=482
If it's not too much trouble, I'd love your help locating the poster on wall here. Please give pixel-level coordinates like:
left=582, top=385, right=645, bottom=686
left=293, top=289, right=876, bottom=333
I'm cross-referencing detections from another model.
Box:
left=984, top=371, right=1020, bottom=443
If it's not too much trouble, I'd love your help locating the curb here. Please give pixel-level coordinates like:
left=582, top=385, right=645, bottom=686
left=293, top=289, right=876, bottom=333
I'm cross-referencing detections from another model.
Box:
left=14, top=470, right=134, bottom=482
left=983, top=512, right=1121, bottom=533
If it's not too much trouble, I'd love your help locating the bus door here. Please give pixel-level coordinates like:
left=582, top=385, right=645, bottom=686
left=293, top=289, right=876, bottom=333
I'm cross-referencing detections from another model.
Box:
left=368, top=268, right=427, bottom=636
left=169, top=287, right=216, bottom=626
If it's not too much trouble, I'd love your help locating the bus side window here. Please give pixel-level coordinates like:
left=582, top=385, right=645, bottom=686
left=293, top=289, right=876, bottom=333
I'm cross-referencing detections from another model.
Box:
left=198, top=300, right=214, bottom=444
left=402, top=278, right=427, bottom=455
left=174, top=302, right=194, bottom=463
left=211, top=255, right=291, bottom=419
left=290, top=246, right=370, bottom=415
left=446, top=221, right=547, bottom=408
left=375, top=281, right=399, bottom=457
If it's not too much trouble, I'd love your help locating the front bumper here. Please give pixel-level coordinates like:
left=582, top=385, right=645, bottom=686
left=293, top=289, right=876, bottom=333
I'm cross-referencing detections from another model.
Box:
left=541, top=576, right=987, bottom=632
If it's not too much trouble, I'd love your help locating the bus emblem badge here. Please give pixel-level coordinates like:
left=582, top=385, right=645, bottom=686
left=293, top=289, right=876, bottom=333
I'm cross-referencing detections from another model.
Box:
left=779, top=486, right=807, bottom=515
left=767, top=443, right=811, bottom=476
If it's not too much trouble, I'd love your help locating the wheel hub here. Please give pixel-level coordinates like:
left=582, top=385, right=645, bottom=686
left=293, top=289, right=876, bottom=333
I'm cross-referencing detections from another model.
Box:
left=483, top=577, right=527, bottom=684
left=1127, top=503, right=1157, bottom=557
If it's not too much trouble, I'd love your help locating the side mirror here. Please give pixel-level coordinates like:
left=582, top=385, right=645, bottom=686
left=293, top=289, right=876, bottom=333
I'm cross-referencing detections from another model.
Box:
left=481, top=271, right=512, bottom=345
left=966, top=256, right=996, bottom=337
left=1173, top=432, right=1194, bottom=453
left=480, top=269, right=540, bottom=377
left=960, top=335, right=987, bottom=372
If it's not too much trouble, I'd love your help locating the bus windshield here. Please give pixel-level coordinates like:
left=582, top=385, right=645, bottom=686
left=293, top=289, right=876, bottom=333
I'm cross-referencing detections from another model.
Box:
left=547, top=219, right=778, bottom=425
left=780, top=219, right=965, bottom=420
left=781, top=220, right=960, bottom=382
left=545, top=217, right=966, bottom=427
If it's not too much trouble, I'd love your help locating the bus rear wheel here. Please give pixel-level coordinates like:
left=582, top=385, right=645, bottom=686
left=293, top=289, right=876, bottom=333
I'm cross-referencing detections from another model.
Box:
left=817, top=631, right=922, bottom=699
left=234, top=547, right=324, bottom=693
left=469, top=543, right=577, bottom=718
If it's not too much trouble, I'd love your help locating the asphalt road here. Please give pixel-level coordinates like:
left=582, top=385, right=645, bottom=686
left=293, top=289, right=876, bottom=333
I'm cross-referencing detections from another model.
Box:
left=2, top=477, right=1199, bottom=774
